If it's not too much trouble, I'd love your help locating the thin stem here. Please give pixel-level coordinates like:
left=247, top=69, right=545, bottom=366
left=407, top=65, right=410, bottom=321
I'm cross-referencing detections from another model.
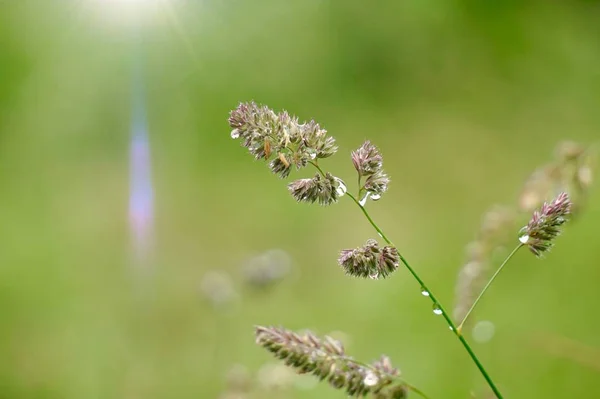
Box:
left=309, top=160, right=326, bottom=177
left=307, top=163, right=503, bottom=397
left=457, top=244, right=523, bottom=332
left=346, top=193, right=389, bottom=243
left=404, top=383, right=431, bottom=399
left=344, top=191, right=504, bottom=399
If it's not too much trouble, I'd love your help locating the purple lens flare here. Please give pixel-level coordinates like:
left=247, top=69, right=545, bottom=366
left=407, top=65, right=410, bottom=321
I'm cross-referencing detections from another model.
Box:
left=129, top=54, right=154, bottom=266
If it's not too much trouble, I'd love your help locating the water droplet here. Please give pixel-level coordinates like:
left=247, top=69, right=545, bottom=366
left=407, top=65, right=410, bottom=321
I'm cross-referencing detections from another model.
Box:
left=368, top=271, right=379, bottom=280
left=335, top=179, right=347, bottom=196
left=518, top=226, right=529, bottom=244
left=363, top=371, right=379, bottom=387
left=377, top=232, right=383, bottom=238
left=449, top=326, right=454, bottom=331
left=230, top=129, right=240, bottom=139
left=519, top=234, right=529, bottom=244
left=370, top=192, right=381, bottom=201
left=309, top=151, right=317, bottom=160
left=359, top=193, right=369, bottom=206
left=420, top=287, right=430, bottom=297
left=432, top=304, right=443, bottom=315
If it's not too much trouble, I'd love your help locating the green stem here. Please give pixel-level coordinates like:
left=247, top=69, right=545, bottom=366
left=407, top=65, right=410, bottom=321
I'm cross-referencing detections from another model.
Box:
left=307, top=162, right=502, bottom=397
left=344, top=191, right=504, bottom=399
left=309, top=160, right=326, bottom=177
left=457, top=244, right=523, bottom=332
left=406, top=384, right=431, bottom=399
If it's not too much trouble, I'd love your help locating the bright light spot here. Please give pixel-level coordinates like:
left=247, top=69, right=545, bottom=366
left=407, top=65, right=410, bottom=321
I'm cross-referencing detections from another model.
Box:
left=519, top=234, right=530, bottom=244
left=110, top=0, right=152, bottom=3
left=79, top=0, right=171, bottom=31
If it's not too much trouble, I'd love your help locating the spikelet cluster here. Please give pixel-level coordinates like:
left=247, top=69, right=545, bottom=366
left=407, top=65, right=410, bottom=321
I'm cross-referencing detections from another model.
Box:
left=255, top=326, right=408, bottom=398
left=338, top=239, right=400, bottom=280
left=351, top=141, right=390, bottom=201
left=229, top=102, right=337, bottom=178
left=519, top=192, right=572, bottom=257
left=229, top=102, right=344, bottom=205
left=287, top=172, right=343, bottom=206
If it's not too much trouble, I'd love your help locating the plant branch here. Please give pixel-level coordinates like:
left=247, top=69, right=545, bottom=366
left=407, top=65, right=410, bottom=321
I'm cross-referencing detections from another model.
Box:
left=309, top=160, right=326, bottom=177
left=343, top=191, right=504, bottom=399
left=457, top=244, right=523, bottom=332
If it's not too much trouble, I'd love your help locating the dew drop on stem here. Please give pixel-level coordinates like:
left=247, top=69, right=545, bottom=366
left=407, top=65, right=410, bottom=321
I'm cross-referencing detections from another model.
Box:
left=370, top=192, right=381, bottom=201
left=432, top=304, right=443, bottom=315
left=518, top=234, right=529, bottom=244
left=518, top=226, right=529, bottom=244
left=363, top=371, right=379, bottom=387
left=359, top=192, right=369, bottom=206
left=335, top=179, right=347, bottom=197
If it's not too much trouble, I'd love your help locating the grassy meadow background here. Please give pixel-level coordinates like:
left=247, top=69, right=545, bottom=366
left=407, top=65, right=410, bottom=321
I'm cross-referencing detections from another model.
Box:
left=1, top=0, right=600, bottom=398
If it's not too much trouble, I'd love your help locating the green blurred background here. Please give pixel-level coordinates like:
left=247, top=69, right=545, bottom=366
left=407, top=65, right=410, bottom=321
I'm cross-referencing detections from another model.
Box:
left=1, top=0, right=599, bottom=398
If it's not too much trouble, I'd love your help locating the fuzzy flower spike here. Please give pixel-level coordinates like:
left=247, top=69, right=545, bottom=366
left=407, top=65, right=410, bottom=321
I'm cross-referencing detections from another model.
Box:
left=519, top=192, right=572, bottom=257
left=255, top=326, right=408, bottom=398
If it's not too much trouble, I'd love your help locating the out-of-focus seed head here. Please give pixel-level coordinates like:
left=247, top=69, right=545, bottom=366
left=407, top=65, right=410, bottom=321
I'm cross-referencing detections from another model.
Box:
left=519, top=165, right=559, bottom=212
left=453, top=206, right=517, bottom=323
left=200, top=270, right=238, bottom=307
left=577, top=165, right=593, bottom=189
left=218, top=392, right=248, bottom=399
left=480, top=205, right=516, bottom=243
left=338, top=239, right=399, bottom=279
left=556, top=141, right=586, bottom=162
left=224, top=364, right=252, bottom=393
left=257, top=362, right=296, bottom=391
left=519, top=192, right=572, bottom=257
left=453, top=257, right=488, bottom=322
left=242, top=249, right=293, bottom=289
left=520, top=141, right=595, bottom=215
